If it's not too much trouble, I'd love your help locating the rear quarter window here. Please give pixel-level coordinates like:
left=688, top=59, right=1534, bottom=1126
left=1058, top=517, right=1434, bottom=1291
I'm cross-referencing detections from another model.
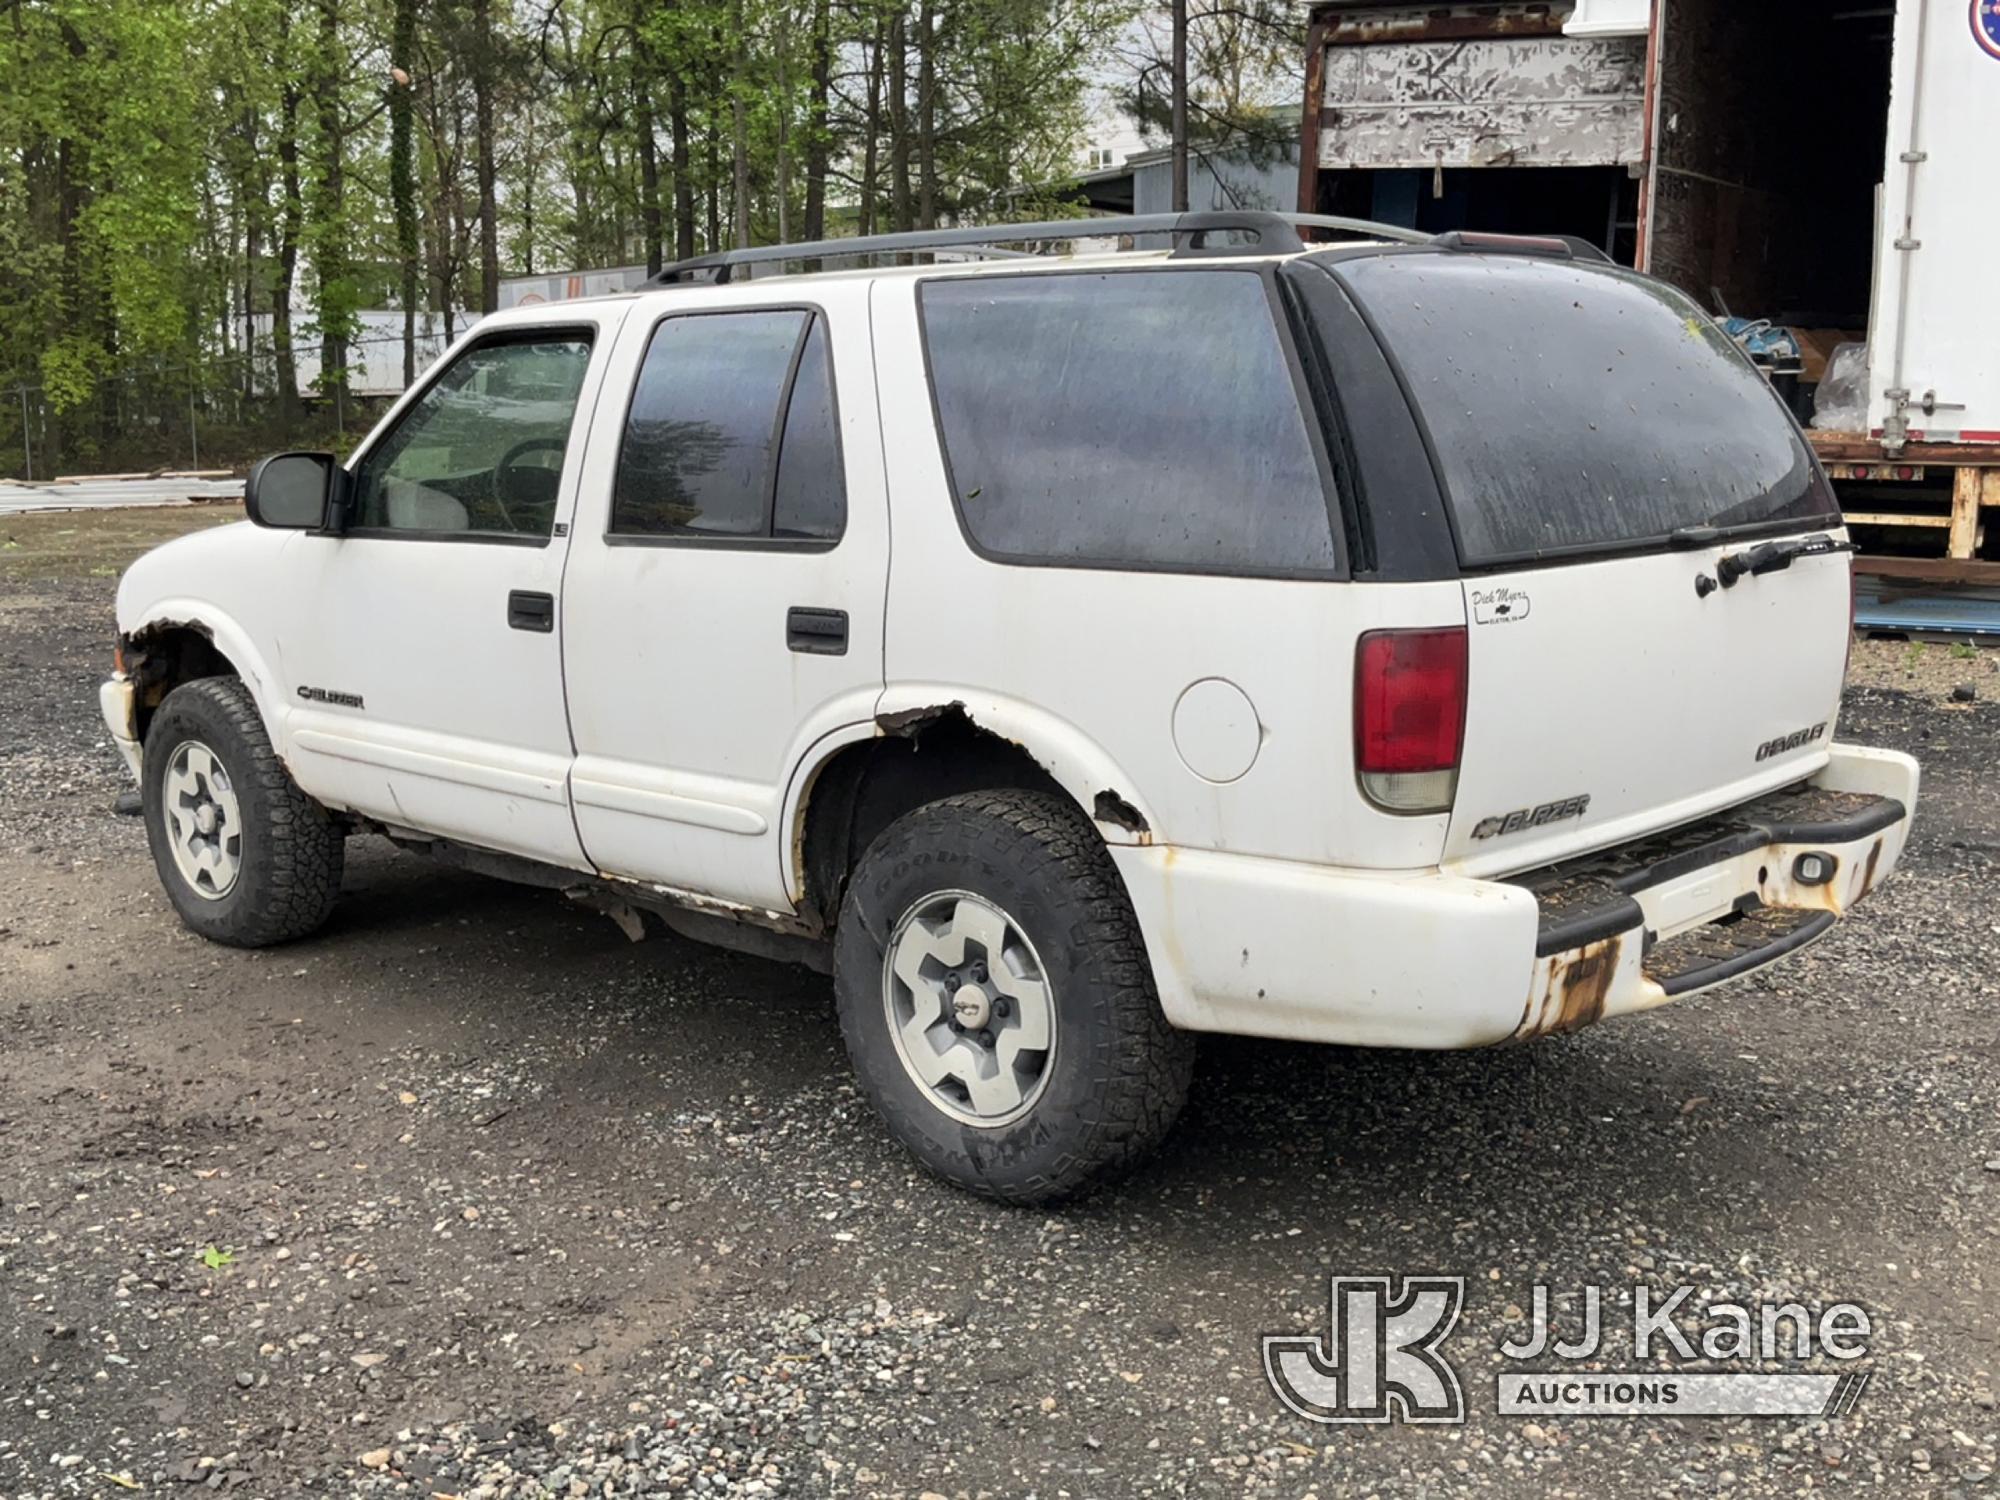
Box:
left=918, top=269, right=1338, bottom=575
left=1334, top=254, right=1836, bottom=564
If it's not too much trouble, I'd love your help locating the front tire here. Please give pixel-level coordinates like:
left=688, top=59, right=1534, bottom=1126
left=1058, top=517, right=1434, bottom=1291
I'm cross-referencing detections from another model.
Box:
left=833, top=790, right=1194, bottom=1204
left=141, top=676, right=344, bottom=947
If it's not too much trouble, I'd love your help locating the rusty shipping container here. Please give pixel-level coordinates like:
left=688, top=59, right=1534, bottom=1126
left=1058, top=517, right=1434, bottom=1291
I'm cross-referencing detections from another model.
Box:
left=1298, top=0, right=2000, bottom=583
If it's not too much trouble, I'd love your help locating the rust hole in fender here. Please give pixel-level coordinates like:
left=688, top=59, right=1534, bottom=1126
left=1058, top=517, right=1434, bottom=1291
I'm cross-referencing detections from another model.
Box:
left=1091, top=788, right=1150, bottom=842
left=121, top=618, right=229, bottom=739
left=875, top=701, right=968, bottom=738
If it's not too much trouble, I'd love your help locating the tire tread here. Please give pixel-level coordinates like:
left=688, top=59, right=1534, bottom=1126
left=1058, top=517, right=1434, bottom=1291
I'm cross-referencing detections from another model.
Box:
left=835, top=788, right=1193, bottom=1203
left=144, top=676, right=343, bottom=947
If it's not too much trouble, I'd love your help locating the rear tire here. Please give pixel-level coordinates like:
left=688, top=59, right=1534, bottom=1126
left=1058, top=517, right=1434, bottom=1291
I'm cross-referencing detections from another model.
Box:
left=833, top=789, right=1193, bottom=1204
left=142, top=676, right=344, bottom=947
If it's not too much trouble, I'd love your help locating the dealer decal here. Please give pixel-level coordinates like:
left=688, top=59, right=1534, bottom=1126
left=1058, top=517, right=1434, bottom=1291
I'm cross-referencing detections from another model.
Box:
left=1977, top=0, right=2000, bottom=60
left=1471, top=586, right=1532, bottom=626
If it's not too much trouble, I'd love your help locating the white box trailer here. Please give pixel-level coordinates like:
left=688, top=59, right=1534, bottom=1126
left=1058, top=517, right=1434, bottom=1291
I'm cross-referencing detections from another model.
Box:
left=497, top=264, right=650, bottom=309
left=1867, top=0, right=1997, bottom=448
left=1298, top=0, right=2000, bottom=583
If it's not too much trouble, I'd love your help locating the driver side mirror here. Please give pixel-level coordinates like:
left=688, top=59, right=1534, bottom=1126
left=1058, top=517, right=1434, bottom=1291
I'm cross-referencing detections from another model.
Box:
left=244, top=451, right=350, bottom=532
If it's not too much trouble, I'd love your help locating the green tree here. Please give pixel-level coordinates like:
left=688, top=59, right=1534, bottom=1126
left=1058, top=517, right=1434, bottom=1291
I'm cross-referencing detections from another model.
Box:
left=0, top=0, right=1142, bottom=476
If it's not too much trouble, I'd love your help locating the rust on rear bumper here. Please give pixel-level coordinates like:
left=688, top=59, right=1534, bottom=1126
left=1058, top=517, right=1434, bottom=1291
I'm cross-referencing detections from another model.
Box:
left=1517, top=935, right=1622, bottom=1037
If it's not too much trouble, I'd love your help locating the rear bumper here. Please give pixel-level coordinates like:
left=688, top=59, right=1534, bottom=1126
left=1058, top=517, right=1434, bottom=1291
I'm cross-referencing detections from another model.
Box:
left=1112, top=743, right=1918, bottom=1049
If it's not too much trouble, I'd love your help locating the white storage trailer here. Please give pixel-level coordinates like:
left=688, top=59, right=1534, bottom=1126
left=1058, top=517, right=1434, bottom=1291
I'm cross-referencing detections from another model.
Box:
left=1298, top=0, right=2000, bottom=585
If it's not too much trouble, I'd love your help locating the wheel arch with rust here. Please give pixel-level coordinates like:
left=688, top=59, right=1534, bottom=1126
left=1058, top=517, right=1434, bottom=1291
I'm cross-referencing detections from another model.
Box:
left=111, top=521, right=299, bottom=767
left=781, top=694, right=1161, bottom=926
left=115, top=602, right=289, bottom=766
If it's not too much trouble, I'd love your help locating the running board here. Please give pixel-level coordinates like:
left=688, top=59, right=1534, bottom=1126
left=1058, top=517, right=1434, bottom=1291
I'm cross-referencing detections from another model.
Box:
left=1641, top=905, right=1836, bottom=996
left=1510, top=783, right=1905, bottom=958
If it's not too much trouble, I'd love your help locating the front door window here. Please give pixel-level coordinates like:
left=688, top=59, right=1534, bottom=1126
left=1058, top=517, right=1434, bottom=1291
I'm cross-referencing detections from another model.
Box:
left=349, top=332, right=595, bottom=539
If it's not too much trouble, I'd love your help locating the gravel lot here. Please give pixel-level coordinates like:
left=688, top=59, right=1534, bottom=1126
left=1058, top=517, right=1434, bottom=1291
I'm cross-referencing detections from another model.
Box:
left=3, top=509, right=1998, bottom=1499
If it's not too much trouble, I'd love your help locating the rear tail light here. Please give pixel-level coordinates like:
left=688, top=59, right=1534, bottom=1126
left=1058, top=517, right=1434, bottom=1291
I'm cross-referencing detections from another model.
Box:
left=1355, top=626, right=1468, bottom=814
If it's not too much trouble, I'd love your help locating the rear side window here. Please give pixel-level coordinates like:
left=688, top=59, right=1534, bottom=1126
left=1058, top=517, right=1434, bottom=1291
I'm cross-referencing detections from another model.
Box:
left=919, top=270, right=1336, bottom=573
left=772, top=319, right=844, bottom=540
left=612, top=309, right=846, bottom=542
left=1335, top=254, right=1835, bottom=564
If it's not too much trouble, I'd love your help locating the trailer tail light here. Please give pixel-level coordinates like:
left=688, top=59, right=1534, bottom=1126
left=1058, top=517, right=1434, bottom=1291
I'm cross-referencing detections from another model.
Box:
left=1355, top=627, right=1468, bottom=814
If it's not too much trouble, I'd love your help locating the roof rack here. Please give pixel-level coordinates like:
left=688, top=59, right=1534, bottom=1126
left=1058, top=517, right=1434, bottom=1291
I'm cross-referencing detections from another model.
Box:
left=646, top=210, right=1433, bottom=286
left=1432, top=230, right=1613, bottom=264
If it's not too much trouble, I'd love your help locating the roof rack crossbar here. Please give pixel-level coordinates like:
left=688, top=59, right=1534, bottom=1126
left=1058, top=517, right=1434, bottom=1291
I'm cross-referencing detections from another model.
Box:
left=646, top=210, right=1433, bottom=285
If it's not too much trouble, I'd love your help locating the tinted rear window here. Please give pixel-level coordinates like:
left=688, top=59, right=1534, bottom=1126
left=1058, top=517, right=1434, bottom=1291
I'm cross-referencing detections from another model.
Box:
left=1336, top=254, right=1835, bottom=564
left=612, top=309, right=846, bottom=543
left=919, top=270, right=1336, bottom=574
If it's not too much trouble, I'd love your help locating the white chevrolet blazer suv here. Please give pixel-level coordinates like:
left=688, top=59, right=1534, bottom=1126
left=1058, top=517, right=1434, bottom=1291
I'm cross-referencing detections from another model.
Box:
left=101, top=213, right=1919, bottom=1202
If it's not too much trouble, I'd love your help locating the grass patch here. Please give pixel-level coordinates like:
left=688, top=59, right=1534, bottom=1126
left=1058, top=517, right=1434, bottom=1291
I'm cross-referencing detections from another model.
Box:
left=0, top=504, right=241, bottom=584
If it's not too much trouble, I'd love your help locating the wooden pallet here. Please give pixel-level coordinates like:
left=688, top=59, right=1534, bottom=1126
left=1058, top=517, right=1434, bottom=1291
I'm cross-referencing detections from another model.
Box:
left=1807, top=432, right=2000, bottom=582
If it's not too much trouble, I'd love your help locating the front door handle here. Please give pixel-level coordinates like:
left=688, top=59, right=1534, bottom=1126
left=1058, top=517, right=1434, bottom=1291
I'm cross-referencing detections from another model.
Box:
left=786, top=606, right=848, bottom=655
left=508, top=590, right=555, bottom=633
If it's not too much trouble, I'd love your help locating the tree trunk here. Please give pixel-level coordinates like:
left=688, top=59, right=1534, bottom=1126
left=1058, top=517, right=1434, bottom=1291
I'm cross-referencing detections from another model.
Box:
left=633, top=19, right=664, bottom=275
left=669, top=73, right=696, bottom=260
left=241, top=104, right=264, bottom=401
left=774, top=22, right=790, bottom=244
left=519, top=101, right=537, bottom=275
left=730, top=0, right=750, bottom=249
left=858, top=19, right=884, bottom=236
left=888, top=8, right=911, bottom=234
left=1170, top=0, right=1189, bottom=212
left=52, top=124, right=83, bottom=469
left=802, top=0, right=831, bottom=241
left=313, top=0, right=346, bottom=395
left=420, top=83, right=459, bottom=341
left=472, top=0, right=500, bottom=313
left=273, top=20, right=303, bottom=418
left=704, top=124, right=721, bottom=251
left=390, top=0, right=419, bottom=385
left=917, top=0, right=936, bottom=229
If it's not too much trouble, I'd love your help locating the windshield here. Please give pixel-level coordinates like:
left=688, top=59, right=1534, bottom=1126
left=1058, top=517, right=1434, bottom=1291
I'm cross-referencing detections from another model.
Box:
left=1334, top=253, right=1837, bottom=565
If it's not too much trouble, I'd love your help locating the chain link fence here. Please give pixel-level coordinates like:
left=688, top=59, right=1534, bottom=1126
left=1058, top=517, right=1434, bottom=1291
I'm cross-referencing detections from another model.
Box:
left=1, top=330, right=444, bottom=482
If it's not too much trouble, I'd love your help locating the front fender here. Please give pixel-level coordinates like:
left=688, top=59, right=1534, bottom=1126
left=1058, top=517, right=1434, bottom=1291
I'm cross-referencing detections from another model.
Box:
left=117, top=600, right=290, bottom=759
left=113, top=520, right=298, bottom=763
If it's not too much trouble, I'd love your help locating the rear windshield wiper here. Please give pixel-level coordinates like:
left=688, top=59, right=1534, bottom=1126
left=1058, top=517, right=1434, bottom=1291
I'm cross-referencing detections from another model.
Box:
left=1715, top=532, right=1854, bottom=588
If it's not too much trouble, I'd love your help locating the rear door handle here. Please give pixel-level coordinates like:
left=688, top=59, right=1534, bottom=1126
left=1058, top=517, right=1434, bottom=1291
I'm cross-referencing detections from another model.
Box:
left=786, top=606, right=848, bottom=655
left=508, top=590, right=555, bottom=632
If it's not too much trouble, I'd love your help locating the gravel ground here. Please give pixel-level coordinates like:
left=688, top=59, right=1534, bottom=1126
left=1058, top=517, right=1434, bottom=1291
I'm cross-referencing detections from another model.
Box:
left=2, top=512, right=1998, bottom=1499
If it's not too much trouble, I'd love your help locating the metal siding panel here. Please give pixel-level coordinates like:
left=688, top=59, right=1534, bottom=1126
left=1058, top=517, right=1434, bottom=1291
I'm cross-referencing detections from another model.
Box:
left=1132, top=159, right=1170, bottom=216
left=1318, top=31, right=1646, bottom=170
left=1132, top=148, right=1300, bottom=216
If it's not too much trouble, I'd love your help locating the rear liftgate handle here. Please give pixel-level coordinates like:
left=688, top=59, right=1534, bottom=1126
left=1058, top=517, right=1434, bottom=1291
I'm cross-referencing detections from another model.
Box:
left=508, top=590, right=556, bottom=632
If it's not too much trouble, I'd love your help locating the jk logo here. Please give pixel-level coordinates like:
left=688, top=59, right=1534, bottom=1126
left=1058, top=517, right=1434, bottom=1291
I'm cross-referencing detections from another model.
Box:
left=1262, top=1276, right=1466, bottom=1424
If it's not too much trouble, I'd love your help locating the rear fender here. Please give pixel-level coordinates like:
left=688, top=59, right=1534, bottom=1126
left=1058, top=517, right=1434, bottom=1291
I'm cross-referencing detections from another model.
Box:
left=869, top=688, right=1160, bottom=845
